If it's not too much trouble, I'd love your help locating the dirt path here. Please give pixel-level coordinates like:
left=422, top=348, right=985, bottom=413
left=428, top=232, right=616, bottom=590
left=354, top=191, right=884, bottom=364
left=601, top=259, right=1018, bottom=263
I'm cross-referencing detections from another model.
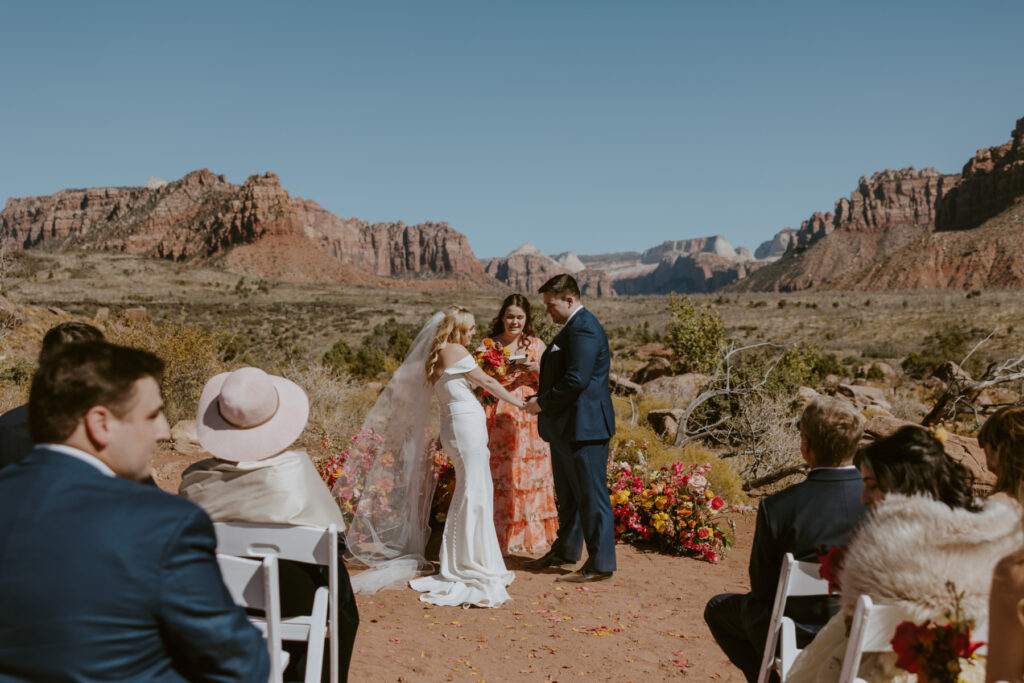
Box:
left=153, top=447, right=754, bottom=682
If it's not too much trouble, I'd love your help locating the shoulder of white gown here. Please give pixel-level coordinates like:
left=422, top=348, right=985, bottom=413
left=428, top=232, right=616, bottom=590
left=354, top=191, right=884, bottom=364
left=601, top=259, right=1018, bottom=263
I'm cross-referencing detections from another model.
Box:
left=444, top=355, right=477, bottom=374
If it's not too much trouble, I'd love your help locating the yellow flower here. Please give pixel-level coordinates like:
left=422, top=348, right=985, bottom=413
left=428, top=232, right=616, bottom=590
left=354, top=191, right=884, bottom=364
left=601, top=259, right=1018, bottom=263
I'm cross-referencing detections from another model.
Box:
left=705, top=490, right=715, bottom=500
left=655, top=495, right=669, bottom=510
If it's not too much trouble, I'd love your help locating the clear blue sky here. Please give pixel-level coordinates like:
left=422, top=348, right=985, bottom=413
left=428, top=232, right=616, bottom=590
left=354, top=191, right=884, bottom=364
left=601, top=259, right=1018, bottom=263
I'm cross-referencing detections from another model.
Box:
left=2, top=1, right=1022, bottom=259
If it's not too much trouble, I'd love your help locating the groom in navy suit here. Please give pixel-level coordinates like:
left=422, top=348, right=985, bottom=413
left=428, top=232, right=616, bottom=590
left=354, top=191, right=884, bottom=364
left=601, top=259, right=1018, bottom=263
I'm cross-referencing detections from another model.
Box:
left=525, top=274, right=617, bottom=582
left=0, top=341, right=267, bottom=682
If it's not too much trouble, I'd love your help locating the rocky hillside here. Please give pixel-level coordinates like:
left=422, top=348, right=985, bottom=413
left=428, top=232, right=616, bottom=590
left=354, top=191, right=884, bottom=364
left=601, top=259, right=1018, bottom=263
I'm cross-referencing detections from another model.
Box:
left=1, top=170, right=499, bottom=288
left=481, top=243, right=614, bottom=296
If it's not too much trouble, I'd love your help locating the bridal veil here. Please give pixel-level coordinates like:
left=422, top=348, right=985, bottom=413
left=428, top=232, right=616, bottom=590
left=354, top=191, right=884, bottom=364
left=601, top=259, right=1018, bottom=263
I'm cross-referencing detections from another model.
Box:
left=332, top=312, right=442, bottom=593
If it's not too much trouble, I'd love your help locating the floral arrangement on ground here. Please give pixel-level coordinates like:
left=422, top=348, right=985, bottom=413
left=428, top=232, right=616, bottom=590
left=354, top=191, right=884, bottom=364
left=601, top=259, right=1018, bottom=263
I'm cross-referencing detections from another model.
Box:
left=608, top=458, right=734, bottom=563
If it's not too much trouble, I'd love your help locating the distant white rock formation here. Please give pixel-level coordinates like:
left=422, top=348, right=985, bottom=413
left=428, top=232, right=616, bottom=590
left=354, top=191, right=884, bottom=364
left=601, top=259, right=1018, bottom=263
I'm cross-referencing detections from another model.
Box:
left=145, top=177, right=168, bottom=189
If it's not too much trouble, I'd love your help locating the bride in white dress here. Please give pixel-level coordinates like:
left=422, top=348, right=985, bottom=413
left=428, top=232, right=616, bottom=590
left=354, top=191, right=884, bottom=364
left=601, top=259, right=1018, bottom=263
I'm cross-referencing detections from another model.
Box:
left=334, top=306, right=523, bottom=608
left=409, top=305, right=523, bottom=607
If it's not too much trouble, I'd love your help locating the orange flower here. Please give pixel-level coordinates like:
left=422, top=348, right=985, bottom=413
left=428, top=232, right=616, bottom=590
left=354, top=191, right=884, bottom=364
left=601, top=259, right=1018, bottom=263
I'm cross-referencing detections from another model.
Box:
left=483, top=338, right=495, bottom=348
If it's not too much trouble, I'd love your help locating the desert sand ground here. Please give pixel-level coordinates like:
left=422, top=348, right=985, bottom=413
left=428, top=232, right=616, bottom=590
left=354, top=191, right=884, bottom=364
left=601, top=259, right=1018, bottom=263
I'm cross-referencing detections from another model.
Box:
left=153, top=448, right=754, bottom=682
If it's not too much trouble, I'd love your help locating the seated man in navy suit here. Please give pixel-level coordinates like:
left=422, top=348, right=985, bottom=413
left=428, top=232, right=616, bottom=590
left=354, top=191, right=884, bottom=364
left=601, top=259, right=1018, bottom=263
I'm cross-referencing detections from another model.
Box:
left=0, top=341, right=268, bottom=682
left=704, top=396, right=867, bottom=682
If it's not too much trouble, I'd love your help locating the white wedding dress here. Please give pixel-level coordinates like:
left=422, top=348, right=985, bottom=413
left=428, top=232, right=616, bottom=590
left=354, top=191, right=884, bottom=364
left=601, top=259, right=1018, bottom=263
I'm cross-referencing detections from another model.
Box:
left=409, top=355, right=515, bottom=607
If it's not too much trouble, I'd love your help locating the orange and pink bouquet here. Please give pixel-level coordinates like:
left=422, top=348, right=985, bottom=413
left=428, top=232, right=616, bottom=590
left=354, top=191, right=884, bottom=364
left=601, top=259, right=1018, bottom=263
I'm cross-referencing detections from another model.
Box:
left=472, top=338, right=512, bottom=404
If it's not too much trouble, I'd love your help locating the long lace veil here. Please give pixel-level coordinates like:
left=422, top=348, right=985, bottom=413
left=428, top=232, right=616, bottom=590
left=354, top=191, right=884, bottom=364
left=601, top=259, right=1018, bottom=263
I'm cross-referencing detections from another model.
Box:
left=332, top=312, right=443, bottom=593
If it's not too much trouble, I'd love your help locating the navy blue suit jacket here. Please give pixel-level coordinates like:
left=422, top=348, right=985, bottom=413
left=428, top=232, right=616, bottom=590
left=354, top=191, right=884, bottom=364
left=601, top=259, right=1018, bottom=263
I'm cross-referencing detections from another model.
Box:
left=0, top=448, right=268, bottom=682
left=747, top=467, right=867, bottom=632
left=536, top=307, right=616, bottom=443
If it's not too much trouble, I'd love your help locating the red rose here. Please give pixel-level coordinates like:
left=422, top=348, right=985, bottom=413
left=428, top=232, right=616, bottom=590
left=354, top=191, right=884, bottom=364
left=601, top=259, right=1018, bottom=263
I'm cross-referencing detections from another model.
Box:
left=817, top=545, right=846, bottom=595
left=711, top=496, right=724, bottom=510
left=891, top=621, right=922, bottom=673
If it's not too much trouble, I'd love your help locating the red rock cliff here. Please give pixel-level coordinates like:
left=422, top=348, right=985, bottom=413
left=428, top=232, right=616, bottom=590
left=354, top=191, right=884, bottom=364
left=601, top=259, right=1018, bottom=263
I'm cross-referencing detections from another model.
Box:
left=936, top=117, right=1024, bottom=231
left=1, top=170, right=495, bottom=286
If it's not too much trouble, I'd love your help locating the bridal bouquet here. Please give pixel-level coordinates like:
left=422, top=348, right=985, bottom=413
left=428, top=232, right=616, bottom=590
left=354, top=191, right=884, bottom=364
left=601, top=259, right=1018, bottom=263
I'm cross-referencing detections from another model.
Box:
left=890, top=582, right=984, bottom=683
left=473, top=338, right=513, bottom=404
left=607, top=459, right=733, bottom=562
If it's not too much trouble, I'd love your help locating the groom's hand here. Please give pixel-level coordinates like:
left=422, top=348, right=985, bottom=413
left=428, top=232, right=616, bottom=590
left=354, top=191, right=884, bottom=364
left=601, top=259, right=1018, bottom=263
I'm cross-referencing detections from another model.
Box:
left=524, top=396, right=541, bottom=415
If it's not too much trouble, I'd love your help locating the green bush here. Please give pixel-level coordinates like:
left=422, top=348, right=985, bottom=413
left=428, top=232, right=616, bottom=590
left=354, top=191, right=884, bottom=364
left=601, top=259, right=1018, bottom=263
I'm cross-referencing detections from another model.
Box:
left=901, top=326, right=990, bottom=379
left=665, top=294, right=725, bottom=374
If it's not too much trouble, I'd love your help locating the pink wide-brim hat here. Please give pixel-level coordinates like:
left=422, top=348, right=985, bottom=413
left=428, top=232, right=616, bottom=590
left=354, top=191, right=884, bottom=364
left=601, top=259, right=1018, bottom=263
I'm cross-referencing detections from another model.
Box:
left=196, top=367, right=309, bottom=462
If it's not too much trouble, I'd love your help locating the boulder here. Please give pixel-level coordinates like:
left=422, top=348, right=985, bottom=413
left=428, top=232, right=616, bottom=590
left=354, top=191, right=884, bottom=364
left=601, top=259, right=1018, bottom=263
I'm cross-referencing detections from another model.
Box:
left=631, top=357, right=672, bottom=384
left=797, top=386, right=821, bottom=406
left=836, top=383, right=892, bottom=413
left=641, top=373, right=710, bottom=405
left=931, top=361, right=972, bottom=386
left=647, top=408, right=685, bottom=441
left=862, top=416, right=995, bottom=489
left=855, top=362, right=897, bottom=382
left=609, top=373, right=641, bottom=396
left=634, top=342, right=674, bottom=360
left=124, top=307, right=148, bottom=324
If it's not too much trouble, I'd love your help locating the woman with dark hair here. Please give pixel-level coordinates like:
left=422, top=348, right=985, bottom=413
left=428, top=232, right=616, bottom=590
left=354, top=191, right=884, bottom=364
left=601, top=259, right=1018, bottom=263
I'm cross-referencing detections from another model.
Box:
left=978, top=406, right=1024, bottom=683
left=475, top=293, right=558, bottom=555
left=787, top=425, right=1022, bottom=683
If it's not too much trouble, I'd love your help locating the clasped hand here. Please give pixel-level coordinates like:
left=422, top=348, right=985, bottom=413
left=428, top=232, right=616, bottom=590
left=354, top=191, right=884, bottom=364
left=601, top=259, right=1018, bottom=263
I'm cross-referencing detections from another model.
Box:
left=523, top=396, right=541, bottom=415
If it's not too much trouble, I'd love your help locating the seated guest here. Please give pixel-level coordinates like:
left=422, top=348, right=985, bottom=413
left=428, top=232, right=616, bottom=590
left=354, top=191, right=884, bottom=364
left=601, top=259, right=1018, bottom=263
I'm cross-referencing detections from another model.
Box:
left=786, top=425, right=1023, bottom=683
left=704, top=396, right=868, bottom=682
left=0, top=341, right=267, bottom=681
left=979, top=406, right=1024, bottom=683
left=0, top=321, right=104, bottom=469
left=179, top=366, right=359, bottom=682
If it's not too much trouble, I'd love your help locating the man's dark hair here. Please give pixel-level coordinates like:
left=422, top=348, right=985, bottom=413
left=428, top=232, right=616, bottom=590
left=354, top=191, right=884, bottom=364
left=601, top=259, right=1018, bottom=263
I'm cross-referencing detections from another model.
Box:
left=28, top=341, right=165, bottom=444
left=39, top=322, right=105, bottom=363
left=538, top=274, right=580, bottom=298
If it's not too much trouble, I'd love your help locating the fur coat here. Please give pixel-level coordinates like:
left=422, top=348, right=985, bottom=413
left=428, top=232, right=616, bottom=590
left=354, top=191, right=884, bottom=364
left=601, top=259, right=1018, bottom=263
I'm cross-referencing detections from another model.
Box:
left=839, top=493, right=1023, bottom=627
left=786, top=493, right=1023, bottom=683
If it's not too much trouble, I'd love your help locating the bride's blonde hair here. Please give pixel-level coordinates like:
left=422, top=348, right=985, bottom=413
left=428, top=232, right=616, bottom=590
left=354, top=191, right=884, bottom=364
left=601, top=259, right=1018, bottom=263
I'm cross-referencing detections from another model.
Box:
left=425, top=305, right=475, bottom=382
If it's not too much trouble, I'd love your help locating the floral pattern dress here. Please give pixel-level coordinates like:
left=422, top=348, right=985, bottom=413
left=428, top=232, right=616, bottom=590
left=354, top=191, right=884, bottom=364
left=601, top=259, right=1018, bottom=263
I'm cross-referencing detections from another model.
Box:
left=478, top=336, right=559, bottom=555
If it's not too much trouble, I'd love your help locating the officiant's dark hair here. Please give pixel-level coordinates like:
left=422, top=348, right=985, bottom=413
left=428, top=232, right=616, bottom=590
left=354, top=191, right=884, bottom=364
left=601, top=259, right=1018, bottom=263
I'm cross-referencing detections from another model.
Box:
left=489, top=294, right=537, bottom=345
left=538, top=274, right=580, bottom=299
left=854, top=425, right=980, bottom=512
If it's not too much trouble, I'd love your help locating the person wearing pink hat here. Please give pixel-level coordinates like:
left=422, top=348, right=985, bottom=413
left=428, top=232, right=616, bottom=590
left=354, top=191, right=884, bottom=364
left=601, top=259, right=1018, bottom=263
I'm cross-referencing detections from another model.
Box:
left=179, top=366, right=358, bottom=682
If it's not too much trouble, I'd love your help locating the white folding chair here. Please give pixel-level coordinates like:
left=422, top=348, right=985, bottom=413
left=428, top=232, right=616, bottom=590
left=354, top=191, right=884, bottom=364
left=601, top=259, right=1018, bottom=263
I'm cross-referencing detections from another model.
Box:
left=757, top=553, right=831, bottom=683
left=837, top=595, right=988, bottom=683
left=215, top=523, right=340, bottom=683
left=217, top=553, right=287, bottom=683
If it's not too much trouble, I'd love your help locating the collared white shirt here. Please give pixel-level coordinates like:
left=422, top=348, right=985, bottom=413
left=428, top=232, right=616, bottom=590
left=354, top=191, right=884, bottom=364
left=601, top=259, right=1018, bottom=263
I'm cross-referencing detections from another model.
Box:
left=810, top=465, right=859, bottom=473
left=40, top=443, right=116, bottom=478
left=564, top=305, right=585, bottom=326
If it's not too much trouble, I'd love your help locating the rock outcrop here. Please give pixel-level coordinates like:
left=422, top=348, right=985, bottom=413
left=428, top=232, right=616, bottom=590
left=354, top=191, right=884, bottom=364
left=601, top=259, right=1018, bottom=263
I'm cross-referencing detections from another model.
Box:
left=483, top=243, right=614, bottom=296
left=614, top=250, right=767, bottom=295
left=936, top=117, right=1024, bottom=231
left=755, top=228, right=797, bottom=260
left=1, top=170, right=497, bottom=287
left=729, top=167, right=960, bottom=292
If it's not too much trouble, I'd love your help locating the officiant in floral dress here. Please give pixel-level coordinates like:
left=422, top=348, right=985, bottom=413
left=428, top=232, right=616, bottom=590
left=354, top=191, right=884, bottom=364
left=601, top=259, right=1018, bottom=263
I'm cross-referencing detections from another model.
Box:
left=476, top=294, right=559, bottom=555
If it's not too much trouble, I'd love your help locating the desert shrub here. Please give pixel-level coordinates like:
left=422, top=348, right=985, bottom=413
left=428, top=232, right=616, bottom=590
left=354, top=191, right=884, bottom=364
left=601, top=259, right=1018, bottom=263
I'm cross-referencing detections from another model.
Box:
left=325, top=318, right=416, bottom=379
left=0, top=356, right=34, bottom=411
left=106, top=316, right=230, bottom=427
left=901, top=325, right=990, bottom=379
left=281, top=360, right=359, bottom=443
left=665, top=294, right=725, bottom=374
left=865, top=363, right=887, bottom=380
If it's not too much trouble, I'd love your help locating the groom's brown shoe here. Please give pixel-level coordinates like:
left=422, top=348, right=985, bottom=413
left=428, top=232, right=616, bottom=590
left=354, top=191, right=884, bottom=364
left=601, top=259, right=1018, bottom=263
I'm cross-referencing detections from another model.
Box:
left=523, top=551, right=574, bottom=570
left=555, top=569, right=613, bottom=583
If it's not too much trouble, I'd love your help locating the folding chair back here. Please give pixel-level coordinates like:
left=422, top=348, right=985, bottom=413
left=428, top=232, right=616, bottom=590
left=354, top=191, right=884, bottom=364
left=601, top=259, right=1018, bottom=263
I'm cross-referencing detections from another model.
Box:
left=217, top=553, right=285, bottom=683
left=215, top=523, right=339, bottom=683
left=757, top=553, right=831, bottom=683
left=838, top=595, right=988, bottom=683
